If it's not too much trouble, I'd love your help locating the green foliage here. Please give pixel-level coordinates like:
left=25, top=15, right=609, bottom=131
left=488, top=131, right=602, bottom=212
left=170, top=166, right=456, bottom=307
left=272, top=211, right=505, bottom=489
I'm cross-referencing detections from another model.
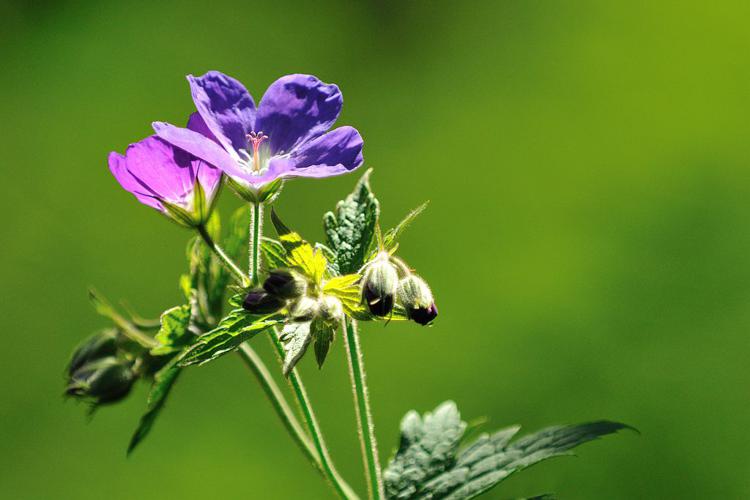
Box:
left=178, top=310, right=282, bottom=367
left=279, top=321, right=313, bottom=376
left=313, top=319, right=335, bottom=368
left=260, top=237, right=288, bottom=271
left=127, top=358, right=181, bottom=455
left=151, top=305, right=192, bottom=355
left=323, top=168, right=380, bottom=274
left=384, top=401, right=630, bottom=500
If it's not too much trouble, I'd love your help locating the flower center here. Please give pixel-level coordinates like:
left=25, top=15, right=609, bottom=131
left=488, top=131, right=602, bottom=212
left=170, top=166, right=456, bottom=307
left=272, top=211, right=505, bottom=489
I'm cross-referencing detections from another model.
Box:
left=246, top=131, right=268, bottom=173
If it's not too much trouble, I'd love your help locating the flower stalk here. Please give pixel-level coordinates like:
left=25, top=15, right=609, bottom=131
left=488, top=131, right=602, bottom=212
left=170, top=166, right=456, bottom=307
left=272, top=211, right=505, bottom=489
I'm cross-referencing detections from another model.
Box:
left=196, top=223, right=249, bottom=287
left=249, top=201, right=358, bottom=499
left=343, top=317, right=384, bottom=500
left=236, top=343, right=321, bottom=471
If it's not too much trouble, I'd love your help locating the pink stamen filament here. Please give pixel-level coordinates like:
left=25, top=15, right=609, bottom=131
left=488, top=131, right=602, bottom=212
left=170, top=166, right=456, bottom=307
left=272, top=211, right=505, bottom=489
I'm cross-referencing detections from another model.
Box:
left=247, top=131, right=268, bottom=172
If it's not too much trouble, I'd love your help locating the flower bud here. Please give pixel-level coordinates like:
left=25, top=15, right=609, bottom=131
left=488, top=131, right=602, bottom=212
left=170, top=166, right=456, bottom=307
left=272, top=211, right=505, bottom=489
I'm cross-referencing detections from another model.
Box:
left=263, top=269, right=308, bottom=299
left=397, top=275, right=438, bottom=325
left=68, top=329, right=118, bottom=376
left=66, top=357, right=136, bottom=404
left=243, top=289, right=286, bottom=314
left=362, top=253, right=399, bottom=317
left=290, top=296, right=319, bottom=322
left=319, top=296, right=344, bottom=323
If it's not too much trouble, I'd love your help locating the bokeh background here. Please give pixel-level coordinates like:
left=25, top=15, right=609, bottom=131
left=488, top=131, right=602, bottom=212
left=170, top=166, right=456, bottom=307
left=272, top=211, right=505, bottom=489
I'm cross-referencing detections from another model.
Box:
left=2, top=1, right=749, bottom=498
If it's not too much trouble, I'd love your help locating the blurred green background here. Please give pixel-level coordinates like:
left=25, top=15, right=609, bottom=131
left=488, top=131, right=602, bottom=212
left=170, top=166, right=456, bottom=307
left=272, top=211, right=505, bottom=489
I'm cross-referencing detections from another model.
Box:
left=2, top=0, right=749, bottom=498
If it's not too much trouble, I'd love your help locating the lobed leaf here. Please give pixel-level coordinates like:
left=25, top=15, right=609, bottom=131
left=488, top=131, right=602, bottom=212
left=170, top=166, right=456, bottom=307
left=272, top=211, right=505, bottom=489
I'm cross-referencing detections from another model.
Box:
left=323, top=168, right=380, bottom=274
left=384, top=401, right=631, bottom=500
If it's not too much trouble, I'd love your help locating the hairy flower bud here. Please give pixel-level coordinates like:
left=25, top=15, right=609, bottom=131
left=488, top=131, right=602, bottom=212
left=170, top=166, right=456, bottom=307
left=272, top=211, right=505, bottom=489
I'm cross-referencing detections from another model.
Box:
left=290, top=296, right=319, bottom=322
left=397, top=275, right=438, bottom=325
left=319, top=296, right=344, bottom=323
left=68, top=329, right=119, bottom=376
left=66, top=357, right=136, bottom=404
left=263, top=269, right=308, bottom=299
left=243, top=289, right=286, bottom=314
left=362, top=253, right=399, bottom=317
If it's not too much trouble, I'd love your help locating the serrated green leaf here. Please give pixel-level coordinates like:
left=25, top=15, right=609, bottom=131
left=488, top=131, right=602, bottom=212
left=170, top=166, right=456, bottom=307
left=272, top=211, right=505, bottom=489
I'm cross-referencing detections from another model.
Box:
left=127, top=357, right=181, bottom=455
left=151, top=305, right=192, bottom=356
left=384, top=401, right=467, bottom=500
left=179, top=310, right=282, bottom=367
left=384, top=401, right=631, bottom=500
left=324, top=168, right=380, bottom=274
left=323, top=274, right=366, bottom=317
left=261, top=237, right=289, bottom=270
left=279, top=321, right=313, bottom=376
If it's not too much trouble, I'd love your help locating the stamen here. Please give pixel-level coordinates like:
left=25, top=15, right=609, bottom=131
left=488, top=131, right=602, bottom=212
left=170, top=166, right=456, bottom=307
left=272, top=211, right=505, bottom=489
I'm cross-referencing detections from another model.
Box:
left=246, top=131, right=269, bottom=173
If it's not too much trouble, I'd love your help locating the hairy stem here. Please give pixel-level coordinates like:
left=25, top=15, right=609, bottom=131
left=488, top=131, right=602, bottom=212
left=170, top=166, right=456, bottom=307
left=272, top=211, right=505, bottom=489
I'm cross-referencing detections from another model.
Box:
left=250, top=202, right=263, bottom=286
left=195, top=223, right=322, bottom=481
left=343, top=317, right=384, bottom=500
left=196, top=223, right=249, bottom=287
left=237, top=343, right=321, bottom=471
left=269, top=329, right=360, bottom=500
left=249, top=201, right=358, bottom=499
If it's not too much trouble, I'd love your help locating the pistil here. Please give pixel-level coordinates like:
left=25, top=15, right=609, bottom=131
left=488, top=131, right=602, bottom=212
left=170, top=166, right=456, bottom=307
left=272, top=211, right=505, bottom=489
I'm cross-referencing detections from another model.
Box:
left=247, top=131, right=268, bottom=173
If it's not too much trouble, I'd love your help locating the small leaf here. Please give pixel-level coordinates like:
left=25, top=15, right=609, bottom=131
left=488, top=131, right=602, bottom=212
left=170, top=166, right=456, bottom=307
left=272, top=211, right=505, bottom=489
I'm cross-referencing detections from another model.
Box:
left=151, top=305, right=192, bottom=355
left=127, top=357, right=181, bottom=455
left=323, top=168, right=380, bottom=274
left=280, top=321, right=313, bottom=376
left=383, top=401, right=631, bottom=500
left=179, top=310, right=282, bottom=367
left=313, top=319, right=335, bottom=368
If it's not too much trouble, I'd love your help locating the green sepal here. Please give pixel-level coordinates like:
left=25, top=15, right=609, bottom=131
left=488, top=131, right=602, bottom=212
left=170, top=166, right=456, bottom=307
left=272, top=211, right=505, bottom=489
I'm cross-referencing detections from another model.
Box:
left=312, top=319, right=335, bottom=369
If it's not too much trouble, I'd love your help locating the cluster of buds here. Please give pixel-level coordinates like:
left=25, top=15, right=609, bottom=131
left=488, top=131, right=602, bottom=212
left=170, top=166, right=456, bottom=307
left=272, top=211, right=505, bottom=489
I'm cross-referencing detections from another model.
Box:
left=361, top=252, right=438, bottom=325
left=65, top=329, right=137, bottom=406
left=243, top=269, right=344, bottom=326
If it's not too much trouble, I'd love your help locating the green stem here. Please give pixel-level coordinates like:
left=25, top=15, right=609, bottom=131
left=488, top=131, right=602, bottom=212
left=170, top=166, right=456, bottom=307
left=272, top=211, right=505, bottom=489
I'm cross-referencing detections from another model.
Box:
left=237, top=343, right=321, bottom=471
left=249, top=201, right=358, bottom=499
left=269, top=329, right=360, bottom=500
left=196, top=224, right=249, bottom=288
left=195, top=223, right=321, bottom=480
left=250, top=202, right=263, bottom=286
left=343, top=317, right=384, bottom=500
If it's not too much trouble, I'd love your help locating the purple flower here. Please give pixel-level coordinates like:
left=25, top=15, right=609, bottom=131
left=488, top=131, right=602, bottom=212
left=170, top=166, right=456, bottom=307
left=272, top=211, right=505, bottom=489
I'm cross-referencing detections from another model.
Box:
left=152, top=72, right=364, bottom=201
left=109, top=116, right=222, bottom=226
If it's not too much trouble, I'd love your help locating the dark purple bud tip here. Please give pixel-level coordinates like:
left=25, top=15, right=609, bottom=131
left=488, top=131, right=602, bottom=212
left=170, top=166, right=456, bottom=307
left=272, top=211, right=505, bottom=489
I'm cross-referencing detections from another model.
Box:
left=263, top=269, right=307, bottom=299
left=365, top=287, right=395, bottom=317
left=409, top=303, right=438, bottom=326
left=243, top=289, right=286, bottom=314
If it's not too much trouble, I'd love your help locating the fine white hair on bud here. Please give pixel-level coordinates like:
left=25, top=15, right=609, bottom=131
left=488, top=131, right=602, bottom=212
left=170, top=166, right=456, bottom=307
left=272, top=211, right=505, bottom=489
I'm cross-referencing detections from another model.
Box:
left=397, top=275, right=438, bottom=326
left=361, top=252, right=399, bottom=316
left=319, top=296, right=344, bottom=323
left=290, top=296, right=319, bottom=322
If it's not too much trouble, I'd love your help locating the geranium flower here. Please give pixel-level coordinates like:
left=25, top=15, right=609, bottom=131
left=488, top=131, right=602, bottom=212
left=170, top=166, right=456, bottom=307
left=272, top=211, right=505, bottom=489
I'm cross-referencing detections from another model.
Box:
left=108, top=115, right=222, bottom=226
left=152, top=71, right=363, bottom=200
